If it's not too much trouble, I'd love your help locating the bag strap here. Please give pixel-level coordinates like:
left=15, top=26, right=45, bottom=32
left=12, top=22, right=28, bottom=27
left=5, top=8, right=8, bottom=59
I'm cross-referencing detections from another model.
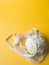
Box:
left=5, top=33, right=14, bottom=50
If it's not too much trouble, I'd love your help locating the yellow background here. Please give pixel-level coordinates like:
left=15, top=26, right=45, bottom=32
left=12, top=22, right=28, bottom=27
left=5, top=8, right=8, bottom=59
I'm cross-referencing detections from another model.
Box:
left=0, top=0, right=49, bottom=65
